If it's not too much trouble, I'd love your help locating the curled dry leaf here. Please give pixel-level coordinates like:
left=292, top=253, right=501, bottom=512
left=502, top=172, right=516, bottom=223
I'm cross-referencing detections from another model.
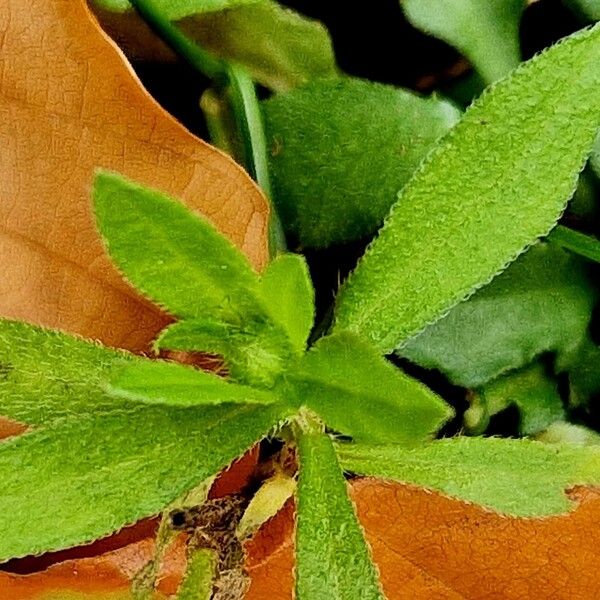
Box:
left=0, top=0, right=270, bottom=355
left=245, top=480, right=600, bottom=600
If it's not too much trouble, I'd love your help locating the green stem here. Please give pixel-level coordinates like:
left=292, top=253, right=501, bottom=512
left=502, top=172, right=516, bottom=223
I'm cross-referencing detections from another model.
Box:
left=548, top=224, right=600, bottom=264
left=127, top=0, right=286, bottom=257
left=225, top=64, right=286, bottom=255
left=127, top=0, right=225, bottom=80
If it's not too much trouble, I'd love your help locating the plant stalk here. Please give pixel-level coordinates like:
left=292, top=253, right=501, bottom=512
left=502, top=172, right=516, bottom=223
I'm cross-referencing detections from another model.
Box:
left=127, top=0, right=286, bottom=256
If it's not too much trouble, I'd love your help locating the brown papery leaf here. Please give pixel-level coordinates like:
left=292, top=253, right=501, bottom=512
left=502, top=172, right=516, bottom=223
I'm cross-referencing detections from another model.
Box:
left=245, top=479, right=600, bottom=599
left=0, top=0, right=270, bottom=355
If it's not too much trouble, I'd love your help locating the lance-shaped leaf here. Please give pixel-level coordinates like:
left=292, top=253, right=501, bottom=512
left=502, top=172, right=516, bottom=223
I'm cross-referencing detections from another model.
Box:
left=401, top=0, right=525, bottom=84
left=263, top=77, right=460, bottom=247
left=296, top=427, right=384, bottom=600
left=258, top=253, right=315, bottom=354
left=278, top=332, right=452, bottom=445
left=93, top=171, right=266, bottom=323
left=108, top=359, right=278, bottom=406
left=400, top=244, right=596, bottom=388
left=337, top=437, right=600, bottom=517
left=0, top=401, right=289, bottom=562
left=0, top=319, right=131, bottom=426
left=334, top=25, right=600, bottom=354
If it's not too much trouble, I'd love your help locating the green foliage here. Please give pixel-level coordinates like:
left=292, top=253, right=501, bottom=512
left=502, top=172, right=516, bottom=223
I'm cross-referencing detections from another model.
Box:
left=0, top=319, right=130, bottom=425
left=263, top=77, right=460, bottom=247
left=337, top=436, right=600, bottom=516
left=94, top=171, right=264, bottom=323
left=465, top=362, right=565, bottom=436
left=535, top=421, right=600, bottom=445
left=108, top=359, right=278, bottom=406
left=334, top=25, right=600, bottom=354
left=91, top=0, right=337, bottom=92
left=156, top=318, right=294, bottom=387
left=0, top=397, right=288, bottom=561
left=400, top=244, right=596, bottom=388
left=95, top=172, right=297, bottom=387
left=549, top=225, right=600, bottom=264
left=296, top=427, right=384, bottom=600
left=279, top=332, right=452, bottom=445
left=589, top=133, right=600, bottom=178
left=563, top=0, right=600, bottom=21
left=93, top=0, right=259, bottom=19
left=176, top=549, right=217, bottom=600
left=180, top=1, right=338, bottom=91
left=258, top=253, right=315, bottom=353
left=401, top=0, right=525, bottom=84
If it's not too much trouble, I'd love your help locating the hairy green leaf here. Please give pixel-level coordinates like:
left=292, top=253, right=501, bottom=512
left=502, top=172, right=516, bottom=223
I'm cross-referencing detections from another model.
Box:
left=156, top=318, right=294, bottom=387
left=0, top=402, right=289, bottom=561
left=263, top=78, right=460, bottom=247
left=258, top=253, right=315, bottom=353
left=400, top=244, right=595, bottom=387
left=91, top=0, right=337, bottom=92
left=465, top=362, right=565, bottom=436
left=0, top=319, right=130, bottom=426
left=338, top=437, right=600, bottom=516
left=278, top=332, right=452, bottom=445
left=402, top=0, right=525, bottom=84
left=108, top=359, right=278, bottom=406
left=176, top=549, right=216, bottom=600
left=93, top=171, right=264, bottom=323
left=296, top=428, right=383, bottom=600
left=334, top=25, right=600, bottom=354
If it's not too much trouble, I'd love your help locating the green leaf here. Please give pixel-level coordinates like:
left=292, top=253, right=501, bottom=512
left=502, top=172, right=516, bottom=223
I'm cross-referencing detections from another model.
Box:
left=0, top=401, right=289, bottom=561
left=296, top=427, right=383, bottom=600
left=399, top=244, right=596, bottom=387
left=156, top=318, right=294, bottom=387
left=334, top=25, right=600, bottom=354
left=590, top=132, right=600, bottom=178
left=93, top=0, right=259, bottom=19
left=0, top=319, right=130, bottom=426
left=337, top=436, right=600, bottom=517
left=401, top=0, right=525, bottom=84
left=548, top=225, right=600, bottom=263
left=278, top=332, right=452, bottom=445
left=176, top=549, right=217, bottom=600
left=258, top=253, right=315, bottom=353
left=263, top=77, right=460, bottom=247
left=563, top=0, right=600, bottom=21
left=108, top=359, right=278, bottom=406
left=93, top=171, right=265, bottom=324
left=92, top=0, right=337, bottom=92
left=559, top=337, right=600, bottom=408
left=465, top=362, right=565, bottom=436
left=535, top=421, right=600, bottom=446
